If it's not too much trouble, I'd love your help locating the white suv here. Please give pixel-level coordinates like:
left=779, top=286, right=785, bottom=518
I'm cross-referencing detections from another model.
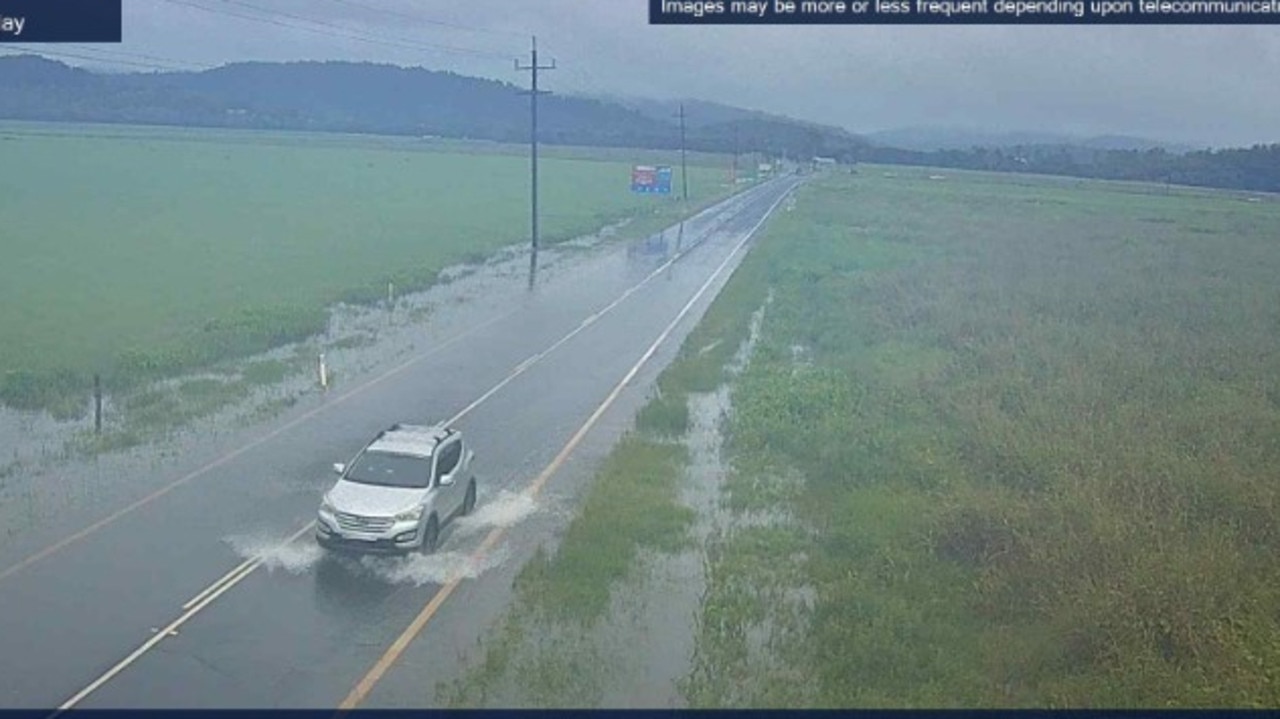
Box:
left=316, top=423, right=476, bottom=554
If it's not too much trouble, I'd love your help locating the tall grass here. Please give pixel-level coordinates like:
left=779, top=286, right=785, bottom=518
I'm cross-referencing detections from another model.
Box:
left=688, top=167, right=1280, bottom=707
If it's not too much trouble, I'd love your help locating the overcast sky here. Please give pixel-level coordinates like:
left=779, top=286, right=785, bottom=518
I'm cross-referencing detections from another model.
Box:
left=21, top=0, right=1280, bottom=147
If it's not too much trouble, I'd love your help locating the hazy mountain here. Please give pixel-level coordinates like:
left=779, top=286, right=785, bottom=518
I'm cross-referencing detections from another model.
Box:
left=0, top=55, right=866, bottom=160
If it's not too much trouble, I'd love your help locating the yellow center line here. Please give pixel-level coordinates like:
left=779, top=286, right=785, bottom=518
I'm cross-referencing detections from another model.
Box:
left=52, top=520, right=317, bottom=715
left=0, top=309, right=519, bottom=586
left=49, top=182, right=783, bottom=711
left=336, top=180, right=796, bottom=712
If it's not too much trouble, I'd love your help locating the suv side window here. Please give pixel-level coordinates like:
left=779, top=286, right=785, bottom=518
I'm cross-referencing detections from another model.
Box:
left=434, top=440, right=461, bottom=482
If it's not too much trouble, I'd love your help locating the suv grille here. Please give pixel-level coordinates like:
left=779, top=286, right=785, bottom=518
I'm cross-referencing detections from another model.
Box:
left=334, top=511, right=394, bottom=533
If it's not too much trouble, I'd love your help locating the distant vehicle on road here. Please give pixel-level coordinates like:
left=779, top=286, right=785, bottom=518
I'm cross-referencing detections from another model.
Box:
left=316, top=423, right=476, bottom=554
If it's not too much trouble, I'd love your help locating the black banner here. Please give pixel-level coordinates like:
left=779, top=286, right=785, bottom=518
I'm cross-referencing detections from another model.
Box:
left=649, top=0, right=1280, bottom=23
left=0, top=0, right=122, bottom=43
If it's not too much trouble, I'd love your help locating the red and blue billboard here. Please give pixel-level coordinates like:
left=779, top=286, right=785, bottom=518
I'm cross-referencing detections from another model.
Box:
left=631, top=165, right=673, bottom=194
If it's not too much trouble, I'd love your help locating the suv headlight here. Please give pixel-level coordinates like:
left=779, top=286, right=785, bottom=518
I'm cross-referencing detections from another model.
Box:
left=394, top=506, right=424, bottom=522
left=319, top=497, right=336, bottom=515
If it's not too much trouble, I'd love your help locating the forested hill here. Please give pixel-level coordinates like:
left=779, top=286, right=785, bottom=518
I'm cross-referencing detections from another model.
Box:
left=4, top=54, right=1277, bottom=192
left=0, top=55, right=869, bottom=159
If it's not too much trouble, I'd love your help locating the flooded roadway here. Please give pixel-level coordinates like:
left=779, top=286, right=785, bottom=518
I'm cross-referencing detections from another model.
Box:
left=0, top=175, right=801, bottom=709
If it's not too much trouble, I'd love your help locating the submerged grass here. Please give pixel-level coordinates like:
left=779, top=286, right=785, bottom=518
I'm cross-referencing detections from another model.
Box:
left=633, top=389, right=690, bottom=439
left=515, top=436, right=693, bottom=623
left=440, top=426, right=694, bottom=707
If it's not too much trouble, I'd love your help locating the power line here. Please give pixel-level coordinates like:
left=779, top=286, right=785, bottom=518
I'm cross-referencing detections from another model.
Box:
left=218, top=0, right=510, bottom=57
left=155, top=0, right=510, bottom=61
left=319, top=0, right=526, bottom=39
left=0, top=46, right=193, bottom=72
left=64, top=44, right=215, bottom=70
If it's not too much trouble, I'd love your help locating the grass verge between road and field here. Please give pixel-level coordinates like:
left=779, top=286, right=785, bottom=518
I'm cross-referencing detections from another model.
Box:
left=438, top=179, right=784, bottom=707
left=0, top=122, right=739, bottom=420
left=438, top=432, right=694, bottom=707
left=441, top=164, right=1280, bottom=708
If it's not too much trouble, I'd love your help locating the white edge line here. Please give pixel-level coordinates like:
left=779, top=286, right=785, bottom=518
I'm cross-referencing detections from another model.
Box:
left=53, top=178, right=797, bottom=712
left=55, top=520, right=316, bottom=713
left=337, top=177, right=799, bottom=710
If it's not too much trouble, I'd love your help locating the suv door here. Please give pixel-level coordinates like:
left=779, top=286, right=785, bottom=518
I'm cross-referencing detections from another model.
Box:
left=433, top=438, right=463, bottom=517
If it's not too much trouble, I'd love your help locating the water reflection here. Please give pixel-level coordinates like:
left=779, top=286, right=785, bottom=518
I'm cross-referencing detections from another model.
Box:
left=527, top=246, right=539, bottom=291
left=312, top=552, right=401, bottom=618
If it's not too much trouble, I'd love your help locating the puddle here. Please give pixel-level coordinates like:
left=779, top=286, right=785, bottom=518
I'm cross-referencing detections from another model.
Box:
left=685, top=295, right=818, bottom=707
left=588, top=291, right=814, bottom=706
left=730, top=290, right=772, bottom=375
left=591, top=386, right=731, bottom=708
left=565, top=292, right=779, bottom=707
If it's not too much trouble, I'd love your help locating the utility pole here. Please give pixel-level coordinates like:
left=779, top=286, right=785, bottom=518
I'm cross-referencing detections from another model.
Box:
left=516, top=36, right=555, bottom=285
left=731, top=122, right=739, bottom=184
left=674, top=103, right=688, bottom=202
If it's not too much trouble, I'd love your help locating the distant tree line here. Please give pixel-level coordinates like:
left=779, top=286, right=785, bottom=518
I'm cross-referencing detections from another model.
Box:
left=851, top=143, right=1280, bottom=194
left=0, top=56, right=866, bottom=164
left=2, top=55, right=1276, bottom=193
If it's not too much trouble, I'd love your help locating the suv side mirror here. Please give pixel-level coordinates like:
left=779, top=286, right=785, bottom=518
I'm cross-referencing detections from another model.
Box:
left=333, top=463, right=345, bottom=475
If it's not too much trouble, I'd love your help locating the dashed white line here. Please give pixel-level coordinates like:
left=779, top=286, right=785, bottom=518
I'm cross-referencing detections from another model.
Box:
left=339, top=178, right=801, bottom=710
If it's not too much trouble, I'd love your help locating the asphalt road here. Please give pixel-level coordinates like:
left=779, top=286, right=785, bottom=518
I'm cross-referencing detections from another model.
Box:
left=0, top=175, right=802, bottom=709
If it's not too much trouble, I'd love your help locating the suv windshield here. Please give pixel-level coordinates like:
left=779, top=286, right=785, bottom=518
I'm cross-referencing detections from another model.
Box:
left=344, top=451, right=431, bottom=489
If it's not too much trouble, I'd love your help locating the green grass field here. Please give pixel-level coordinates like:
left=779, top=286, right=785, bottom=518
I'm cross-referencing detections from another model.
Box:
left=444, top=165, right=1280, bottom=708
left=0, top=122, right=735, bottom=416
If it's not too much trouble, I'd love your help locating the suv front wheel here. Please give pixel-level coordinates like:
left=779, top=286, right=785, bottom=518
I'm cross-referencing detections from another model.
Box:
left=421, top=515, right=439, bottom=554
left=463, top=479, right=477, bottom=516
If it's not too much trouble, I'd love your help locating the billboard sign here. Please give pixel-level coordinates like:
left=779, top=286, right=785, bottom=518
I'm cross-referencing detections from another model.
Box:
left=631, top=165, right=673, bottom=194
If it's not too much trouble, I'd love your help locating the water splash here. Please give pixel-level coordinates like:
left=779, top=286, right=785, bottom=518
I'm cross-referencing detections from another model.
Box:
left=452, top=489, right=538, bottom=538
left=361, top=545, right=509, bottom=586
left=224, top=531, right=324, bottom=575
